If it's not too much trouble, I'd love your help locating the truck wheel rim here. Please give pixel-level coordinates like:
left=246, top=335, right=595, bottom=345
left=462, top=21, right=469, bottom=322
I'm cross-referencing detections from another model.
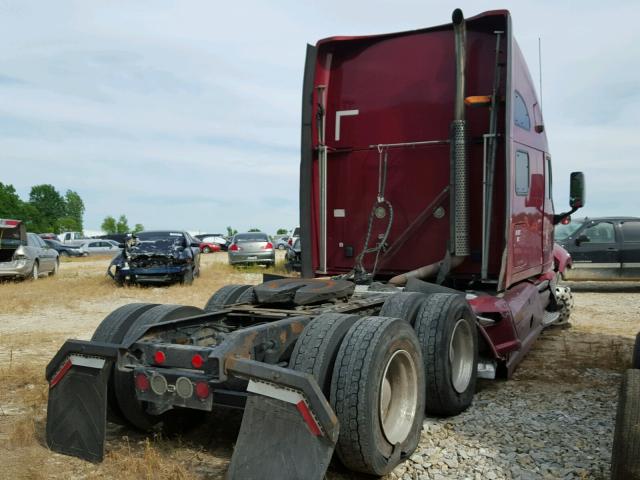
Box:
left=450, top=319, right=473, bottom=393
left=379, top=349, right=418, bottom=444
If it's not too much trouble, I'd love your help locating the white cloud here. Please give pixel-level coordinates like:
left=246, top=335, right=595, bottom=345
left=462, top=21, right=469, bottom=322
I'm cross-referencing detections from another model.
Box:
left=0, top=0, right=638, bottom=231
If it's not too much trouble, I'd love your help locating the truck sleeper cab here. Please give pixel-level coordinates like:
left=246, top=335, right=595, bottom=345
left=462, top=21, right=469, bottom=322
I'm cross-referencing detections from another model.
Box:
left=44, top=9, right=584, bottom=479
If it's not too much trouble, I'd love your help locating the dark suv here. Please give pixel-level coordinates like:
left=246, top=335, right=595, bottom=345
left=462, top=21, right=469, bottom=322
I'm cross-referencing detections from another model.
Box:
left=555, top=216, right=640, bottom=280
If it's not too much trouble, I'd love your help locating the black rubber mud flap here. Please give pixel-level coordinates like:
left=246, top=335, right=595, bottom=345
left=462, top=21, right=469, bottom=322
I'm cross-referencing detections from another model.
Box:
left=46, top=357, right=111, bottom=462
left=227, top=393, right=336, bottom=480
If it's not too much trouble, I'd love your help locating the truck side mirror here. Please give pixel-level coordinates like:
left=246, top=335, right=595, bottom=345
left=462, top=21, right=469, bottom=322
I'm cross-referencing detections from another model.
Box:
left=569, top=172, right=585, bottom=209
left=575, top=234, right=590, bottom=246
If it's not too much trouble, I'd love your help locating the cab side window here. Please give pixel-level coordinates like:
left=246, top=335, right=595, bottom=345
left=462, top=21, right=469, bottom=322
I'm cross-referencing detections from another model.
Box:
left=515, top=151, right=530, bottom=196
left=545, top=156, right=552, bottom=199
left=621, top=222, right=640, bottom=243
left=582, top=222, right=616, bottom=244
left=514, top=91, right=531, bottom=130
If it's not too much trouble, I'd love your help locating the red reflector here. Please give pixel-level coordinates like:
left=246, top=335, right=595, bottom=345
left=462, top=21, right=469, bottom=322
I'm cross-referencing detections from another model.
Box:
left=229, top=243, right=239, bottom=251
left=191, top=354, right=204, bottom=369
left=296, top=400, right=322, bottom=436
left=135, top=373, right=150, bottom=392
left=195, top=381, right=210, bottom=399
left=154, top=351, right=166, bottom=364
left=49, top=359, right=72, bottom=389
left=288, top=238, right=293, bottom=245
left=263, top=242, right=273, bottom=250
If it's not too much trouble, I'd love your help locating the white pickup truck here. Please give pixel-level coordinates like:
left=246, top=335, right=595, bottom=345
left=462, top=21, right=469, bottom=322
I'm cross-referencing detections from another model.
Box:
left=59, top=231, right=89, bottom=246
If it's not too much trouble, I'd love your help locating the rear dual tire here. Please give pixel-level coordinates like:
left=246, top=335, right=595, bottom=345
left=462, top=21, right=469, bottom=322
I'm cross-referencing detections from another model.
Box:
left=632, top=333, right=640, bottom=370
left=414, top=293, right=478, bottom=416
left=92, top=303, right=205, bottom=431
left=611, top=369, right=640, bottom=479
left=204, top=284, right=255, bottom=311
left=331, top=316, right=425, bottom=475
left=380, top=291, right=478, bottom=416
left=289, top=314, right=426, bottom=476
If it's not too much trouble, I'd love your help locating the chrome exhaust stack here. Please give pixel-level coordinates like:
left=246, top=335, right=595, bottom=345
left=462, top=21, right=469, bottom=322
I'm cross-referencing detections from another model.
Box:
left=450, top=8, right=470, bottom=258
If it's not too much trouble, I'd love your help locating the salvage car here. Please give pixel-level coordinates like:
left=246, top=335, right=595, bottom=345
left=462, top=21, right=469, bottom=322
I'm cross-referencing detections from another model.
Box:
left=44, top=239, right=85, bottom=257
left=285, top=237, right=301, bottom=272
left=78, top=239, right=122, bottom=256
left=199, top=241, right=221, bottom=254
left=555, top=216, right=640, bottom=280
left=107, top=230, right=201, bottom=285
left=0, top=219, right=59, bottom=279
left=195, top=233, right=228, bottom=251
left=228, top=232, right=275, bottom=267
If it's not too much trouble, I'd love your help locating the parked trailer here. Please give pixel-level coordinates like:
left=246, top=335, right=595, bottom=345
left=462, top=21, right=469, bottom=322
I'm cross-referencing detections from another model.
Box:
left=45, top=9, right=585, bottom=478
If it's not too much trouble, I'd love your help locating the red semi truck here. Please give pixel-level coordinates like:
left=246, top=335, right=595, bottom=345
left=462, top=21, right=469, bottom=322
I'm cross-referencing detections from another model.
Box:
left=44, top=9, right=584, bottom=478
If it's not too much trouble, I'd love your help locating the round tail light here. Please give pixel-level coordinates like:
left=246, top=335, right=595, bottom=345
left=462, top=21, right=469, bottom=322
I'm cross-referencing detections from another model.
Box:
left=191, top=354, right=204, bottom=369
left=135, top=373, right=150, bottom=392
left=195, top=381, right=210, bottom=399
left=154, top=350, right=166, bottom=364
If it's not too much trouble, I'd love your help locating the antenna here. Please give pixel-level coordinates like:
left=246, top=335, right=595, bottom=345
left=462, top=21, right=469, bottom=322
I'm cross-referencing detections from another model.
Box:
left=538, top=37, right=543, bottom=105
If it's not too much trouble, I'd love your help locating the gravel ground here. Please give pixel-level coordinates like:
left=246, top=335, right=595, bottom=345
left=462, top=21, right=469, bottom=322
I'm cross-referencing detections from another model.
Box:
left=388, top=370, right=617, bottom=480
left=0, top=260, right=637, bottom=479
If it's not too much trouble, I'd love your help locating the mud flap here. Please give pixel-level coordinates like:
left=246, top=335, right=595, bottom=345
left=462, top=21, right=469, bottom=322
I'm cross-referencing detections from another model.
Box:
left=227, top=384, right=336, bottom=480
left=46, top=355, right=110, bottom=462
left=225, top=359, right=340, bottom=480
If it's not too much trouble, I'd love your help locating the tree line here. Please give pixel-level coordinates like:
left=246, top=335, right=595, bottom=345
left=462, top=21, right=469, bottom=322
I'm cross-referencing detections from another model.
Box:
left=0, top=182, right=85, bottom=233
left=101, top=215, right=144, bottom=235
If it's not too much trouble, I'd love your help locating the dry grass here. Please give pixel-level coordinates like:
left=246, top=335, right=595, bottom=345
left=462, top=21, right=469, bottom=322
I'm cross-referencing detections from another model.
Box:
left=105, top=438, right=190, bottom=480
left=0, top=252, right=291, bottom=479
left=4, top=252, right=291, bottom=314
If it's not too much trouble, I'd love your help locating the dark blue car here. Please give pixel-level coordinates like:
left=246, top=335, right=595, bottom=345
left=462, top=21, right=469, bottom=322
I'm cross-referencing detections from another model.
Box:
left=108, top=230, right=201, bottom=285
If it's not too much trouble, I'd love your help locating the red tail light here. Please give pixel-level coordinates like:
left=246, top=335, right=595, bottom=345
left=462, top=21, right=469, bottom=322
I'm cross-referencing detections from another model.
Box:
left=191, top=353, right=204, bottom=369
left=288, top=238, right=293, bottom=245
left=154, top=350, right=166, bottom=364
left=135, top=373, right=150, bottom=392
left=263, top=242, right=274, bottom=250
left=229, top=243, right=239, bottom=251
left=195, top=381, right=210, bottom=399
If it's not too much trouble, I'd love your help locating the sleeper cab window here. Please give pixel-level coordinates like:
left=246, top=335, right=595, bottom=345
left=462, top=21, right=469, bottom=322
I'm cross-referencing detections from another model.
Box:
left=514, top=91, right=531, bottom=130
left=515, top=151, right=530, bottom=196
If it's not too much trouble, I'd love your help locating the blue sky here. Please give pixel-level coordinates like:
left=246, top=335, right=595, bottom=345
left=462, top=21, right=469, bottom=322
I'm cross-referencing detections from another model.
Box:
left=0, top=0, right=638, bottom=233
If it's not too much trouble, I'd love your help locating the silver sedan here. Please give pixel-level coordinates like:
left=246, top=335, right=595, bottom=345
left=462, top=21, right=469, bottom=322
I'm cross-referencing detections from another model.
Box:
left=0, top=224, right=59, bottom=279
left=228, top=232, right=276, bottom=266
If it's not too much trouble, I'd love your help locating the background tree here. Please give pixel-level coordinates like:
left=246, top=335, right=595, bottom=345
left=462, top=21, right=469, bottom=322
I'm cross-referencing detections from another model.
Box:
left=64, top=190, right=85, bottom=232
left=248, top=228, right=261, bottom=232
left=116, top=215, right=129, bottom=233
left=101, top=216, right=117, bottom=234
left=133, top=223, right=144, bottom=234
left=226, top=226, right=238, bottom=237
left=0, top=182, right=24, bottom=219
left=28, top=184, right=66, bottom=232
left=276, top=228, right=288, bottom=235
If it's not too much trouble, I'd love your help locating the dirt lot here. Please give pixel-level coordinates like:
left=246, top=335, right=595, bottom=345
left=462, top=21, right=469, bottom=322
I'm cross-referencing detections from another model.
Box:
left=0, top=255, right=637, bottom=479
